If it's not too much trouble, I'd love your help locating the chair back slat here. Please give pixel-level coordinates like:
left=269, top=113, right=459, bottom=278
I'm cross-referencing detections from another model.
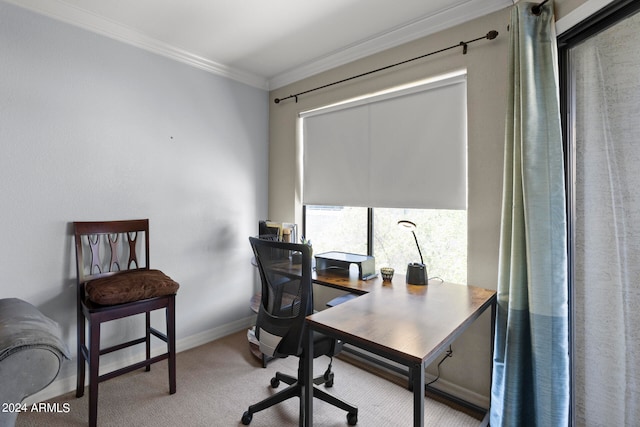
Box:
left=88, top=234, right=102, bottom=275
left=127, top=232, right=139, bottom=269
left=107, top=233, right=120, bottom=272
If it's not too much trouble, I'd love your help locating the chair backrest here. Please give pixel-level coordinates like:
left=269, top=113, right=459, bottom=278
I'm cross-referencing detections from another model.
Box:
left=73, top=219, right=151, bottom=289
left=249, top=236, right=313, bottom=358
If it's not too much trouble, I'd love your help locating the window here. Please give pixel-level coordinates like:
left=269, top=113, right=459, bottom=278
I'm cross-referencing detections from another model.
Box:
left=559, top=0, right=640, bottom=423
left=301, top=71, right=467, bottom=210
left=301, top=71, right=469, bottom=285
left=303, top=206, right=368, bottom=255
left=373, top=208, right=466, bottom=284
left=304, top=206, right=467, bottom=285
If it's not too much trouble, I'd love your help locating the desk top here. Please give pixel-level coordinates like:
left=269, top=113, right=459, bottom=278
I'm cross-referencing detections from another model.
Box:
left=308, top=270, right=496, bottom=366
left=312, top=268, right=382, bottom=295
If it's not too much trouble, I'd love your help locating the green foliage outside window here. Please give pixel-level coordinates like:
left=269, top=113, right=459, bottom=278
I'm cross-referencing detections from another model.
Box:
left=305, top=206, right=467, bottom=285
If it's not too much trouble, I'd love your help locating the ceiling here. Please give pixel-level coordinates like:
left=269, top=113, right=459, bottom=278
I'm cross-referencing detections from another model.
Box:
left=6, top=0, right=511, bottom=89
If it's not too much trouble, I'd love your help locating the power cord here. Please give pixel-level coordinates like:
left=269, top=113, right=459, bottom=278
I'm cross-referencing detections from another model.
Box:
left=426, top=345, right=453, bottom=386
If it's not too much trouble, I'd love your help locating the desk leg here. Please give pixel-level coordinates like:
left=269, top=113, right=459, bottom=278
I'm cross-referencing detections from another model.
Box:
left=303, top=329, right=314, bottom=427
left=412, top=361, right=425, bottom=427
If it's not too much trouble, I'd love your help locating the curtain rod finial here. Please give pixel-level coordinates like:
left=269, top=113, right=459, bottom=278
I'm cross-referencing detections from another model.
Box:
left=532, top=0, right=550, bottom=15
left=487, top=30, right=499, bottom=40
left=274, top=98, right=281, bottom=104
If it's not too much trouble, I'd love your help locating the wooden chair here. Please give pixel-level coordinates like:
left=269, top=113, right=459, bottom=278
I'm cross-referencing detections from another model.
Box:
left=73, top=219, right=179, bottom=427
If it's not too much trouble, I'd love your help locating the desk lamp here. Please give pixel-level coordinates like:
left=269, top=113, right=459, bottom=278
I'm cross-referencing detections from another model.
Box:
left=398, top=220, right=428, bottom=285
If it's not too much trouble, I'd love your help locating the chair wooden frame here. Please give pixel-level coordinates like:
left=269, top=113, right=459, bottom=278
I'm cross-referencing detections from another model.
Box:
left=73, top=219, right=176, bottom=427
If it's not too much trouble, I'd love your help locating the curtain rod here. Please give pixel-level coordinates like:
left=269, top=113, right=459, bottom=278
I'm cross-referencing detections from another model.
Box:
left=274, top=30, right=499, bottom=104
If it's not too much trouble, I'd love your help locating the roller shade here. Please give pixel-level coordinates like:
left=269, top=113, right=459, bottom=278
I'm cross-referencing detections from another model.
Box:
left=301, top=73, right=467, bottom=209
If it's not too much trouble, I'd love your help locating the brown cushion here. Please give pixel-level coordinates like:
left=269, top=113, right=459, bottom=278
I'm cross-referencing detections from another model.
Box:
left=85, top=269, right=179, bottom=306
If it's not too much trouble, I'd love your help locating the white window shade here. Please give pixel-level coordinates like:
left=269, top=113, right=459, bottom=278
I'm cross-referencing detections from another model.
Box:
left=302, top=74, right=467, bottom=209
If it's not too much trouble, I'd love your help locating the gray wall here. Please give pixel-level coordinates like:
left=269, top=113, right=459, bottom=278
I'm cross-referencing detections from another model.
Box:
left=0, top=2, right=268, bottom=398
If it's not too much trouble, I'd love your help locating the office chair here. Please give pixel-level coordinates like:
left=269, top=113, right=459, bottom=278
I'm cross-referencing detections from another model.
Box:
left=242, top=237, right=358, bottom=425
left=73, top=219, right=179, bottom=427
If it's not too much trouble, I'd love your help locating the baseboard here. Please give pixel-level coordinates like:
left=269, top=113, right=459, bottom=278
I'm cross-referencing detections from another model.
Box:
left=24, top=315, right=256, bottom=405
left=480, top=411, right=491, bottom=427
left=340, top=345, right=490, bottom=411
left=425, top=377, right=490, bottom=411
left=174, top=315, right=256, bottom=353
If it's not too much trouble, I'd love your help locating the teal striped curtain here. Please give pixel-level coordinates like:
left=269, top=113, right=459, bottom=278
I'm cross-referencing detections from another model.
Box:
left=490, top=2, right=569, bottom=426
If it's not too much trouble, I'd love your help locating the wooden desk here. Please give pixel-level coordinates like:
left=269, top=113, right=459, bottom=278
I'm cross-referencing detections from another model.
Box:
left=304, top=271, right=496, bottom=427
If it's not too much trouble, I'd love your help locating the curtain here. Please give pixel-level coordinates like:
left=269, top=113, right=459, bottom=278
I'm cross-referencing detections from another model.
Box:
left=491, top=2, right=569, bottom=426
left=571, top=9, right=640, bottom=425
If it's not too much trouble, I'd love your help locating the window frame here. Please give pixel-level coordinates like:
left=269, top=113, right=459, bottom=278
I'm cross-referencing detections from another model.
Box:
left=558, top=0, right=640, bottom=423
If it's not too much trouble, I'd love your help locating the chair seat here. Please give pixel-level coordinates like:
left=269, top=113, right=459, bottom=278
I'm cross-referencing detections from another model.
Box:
left=85, top=269, right=179, bottom=306
left=308, top=332, right=337, bottom=358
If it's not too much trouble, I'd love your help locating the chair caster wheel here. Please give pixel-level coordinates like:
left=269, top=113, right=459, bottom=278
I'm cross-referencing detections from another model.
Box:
left=347, top=411, right=358, bottom=425
left=241, top=411, right=252, bottom=425
left=270, top=377, right=280, bottom=388
left=324, top=372, right=334, bottom=387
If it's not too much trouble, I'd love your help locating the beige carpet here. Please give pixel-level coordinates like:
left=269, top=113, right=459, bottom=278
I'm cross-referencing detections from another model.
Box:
left=17, top=331, right=481, bottom=426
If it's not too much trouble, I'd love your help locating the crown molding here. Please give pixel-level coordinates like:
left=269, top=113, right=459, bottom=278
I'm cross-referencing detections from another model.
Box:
left=3, top=0, right=269, bottom=90
left=5, top=0, right=510, bottom=92
left=268, top=0, right=511, bottom=90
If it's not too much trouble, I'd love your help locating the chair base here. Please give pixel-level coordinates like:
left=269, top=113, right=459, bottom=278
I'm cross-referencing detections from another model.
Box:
left=241, top=359, right=358, bottom=425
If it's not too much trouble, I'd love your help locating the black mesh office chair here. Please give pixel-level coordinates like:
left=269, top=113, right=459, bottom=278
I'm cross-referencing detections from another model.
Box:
left=242, top=237, right=358, bottom=425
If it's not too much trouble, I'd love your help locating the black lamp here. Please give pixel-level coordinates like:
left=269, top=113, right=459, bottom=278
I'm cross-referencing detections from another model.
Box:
left=398, top=220, right=428, bottom=285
